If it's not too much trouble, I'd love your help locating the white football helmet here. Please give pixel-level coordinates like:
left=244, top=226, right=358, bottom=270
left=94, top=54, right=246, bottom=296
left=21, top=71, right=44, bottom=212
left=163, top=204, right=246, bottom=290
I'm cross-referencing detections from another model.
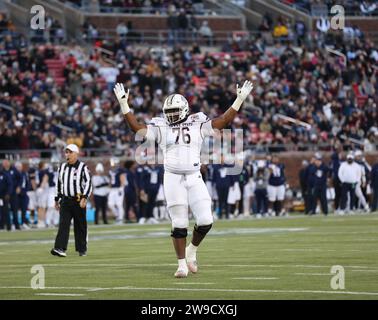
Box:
left=163, top=94, right=189, bottom=125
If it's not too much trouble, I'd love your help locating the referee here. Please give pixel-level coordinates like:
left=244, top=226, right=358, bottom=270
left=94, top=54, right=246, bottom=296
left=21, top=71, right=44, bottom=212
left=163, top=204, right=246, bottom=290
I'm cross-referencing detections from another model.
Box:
left=51, top=144, right=92, bottom=257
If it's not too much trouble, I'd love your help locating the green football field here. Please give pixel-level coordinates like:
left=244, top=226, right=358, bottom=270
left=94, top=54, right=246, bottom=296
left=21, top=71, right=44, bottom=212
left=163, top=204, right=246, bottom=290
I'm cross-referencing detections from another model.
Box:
left=0, top=213, right=378, bottom=300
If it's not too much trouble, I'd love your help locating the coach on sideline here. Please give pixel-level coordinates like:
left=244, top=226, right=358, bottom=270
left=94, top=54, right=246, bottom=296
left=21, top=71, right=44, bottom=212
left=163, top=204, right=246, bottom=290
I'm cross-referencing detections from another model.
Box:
left=51, top=144, right=92, bottom=257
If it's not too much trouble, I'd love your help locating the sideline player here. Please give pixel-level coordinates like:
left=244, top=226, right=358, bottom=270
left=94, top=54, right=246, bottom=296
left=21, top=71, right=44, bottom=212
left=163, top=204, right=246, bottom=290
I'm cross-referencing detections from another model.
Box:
left=267, top=155, right=286, bottom=216
left=114, top=81, right=253, bottom=278
left=108, top=158, right=127, bottom=224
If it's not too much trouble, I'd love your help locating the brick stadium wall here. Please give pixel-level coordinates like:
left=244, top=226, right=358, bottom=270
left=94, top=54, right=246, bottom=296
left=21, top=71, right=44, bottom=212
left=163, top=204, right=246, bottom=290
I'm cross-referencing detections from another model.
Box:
left=18, top=151, right=377, bottom=192
left=312, top=16, right=378, bottom=32
left=79, top=152, right=378, bottom=190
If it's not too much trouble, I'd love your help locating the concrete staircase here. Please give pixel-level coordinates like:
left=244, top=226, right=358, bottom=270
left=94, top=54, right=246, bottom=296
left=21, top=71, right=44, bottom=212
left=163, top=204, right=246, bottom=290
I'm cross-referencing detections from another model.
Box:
left=45, top=58, right=66, bottom=87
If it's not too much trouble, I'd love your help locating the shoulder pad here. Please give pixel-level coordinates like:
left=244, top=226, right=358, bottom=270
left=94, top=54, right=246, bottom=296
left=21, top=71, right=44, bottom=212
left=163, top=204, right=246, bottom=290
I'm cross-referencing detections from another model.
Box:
left=188, top=112, right=210, bottom=123
left=149, top=117, right=166, bottom=127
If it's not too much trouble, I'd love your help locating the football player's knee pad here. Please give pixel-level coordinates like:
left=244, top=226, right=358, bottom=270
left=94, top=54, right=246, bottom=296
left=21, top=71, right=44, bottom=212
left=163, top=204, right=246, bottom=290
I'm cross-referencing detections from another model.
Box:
left=191, top=199, right=213, bottom=226
left=194, top=223, right=212, bottom=236
left=171, top=227, right=188, bottom=239
left=169, top=205, right=189, bottom=229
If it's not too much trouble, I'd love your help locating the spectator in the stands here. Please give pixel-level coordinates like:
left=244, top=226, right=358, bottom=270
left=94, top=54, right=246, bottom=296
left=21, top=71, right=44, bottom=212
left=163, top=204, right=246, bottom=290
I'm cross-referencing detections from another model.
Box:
left=294, top=19, right=307, bottom=46
left=360, top=1, right=376, bottom=15
left=199, top=20, right=213, bottom=46
left=167, top=11, right=179, bottom=45
left=273, top=17, right=289, bottom=41
left=177, top=9, right=188, bottom=43
left=116, top=22, right=128, bottom=39
left=259, top=13, right=273, bottom=32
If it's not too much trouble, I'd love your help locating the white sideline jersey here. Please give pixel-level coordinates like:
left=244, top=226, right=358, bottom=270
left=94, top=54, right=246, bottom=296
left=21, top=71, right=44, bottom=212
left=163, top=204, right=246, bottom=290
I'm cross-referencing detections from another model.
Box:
left=146, top=112, right=214, bottom=174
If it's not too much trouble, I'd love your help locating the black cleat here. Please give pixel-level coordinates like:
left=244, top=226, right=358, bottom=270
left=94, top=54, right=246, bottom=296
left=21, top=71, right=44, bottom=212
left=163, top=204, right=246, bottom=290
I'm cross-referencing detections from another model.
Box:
left=51, top=248, right=67, bottom=257
left=79, top=251, right=87, bottom=257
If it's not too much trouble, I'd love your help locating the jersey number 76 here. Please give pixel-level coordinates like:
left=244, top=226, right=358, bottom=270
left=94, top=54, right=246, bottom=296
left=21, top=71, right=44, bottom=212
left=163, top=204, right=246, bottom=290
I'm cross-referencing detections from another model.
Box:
left=172, top=127, right=191, bottom=144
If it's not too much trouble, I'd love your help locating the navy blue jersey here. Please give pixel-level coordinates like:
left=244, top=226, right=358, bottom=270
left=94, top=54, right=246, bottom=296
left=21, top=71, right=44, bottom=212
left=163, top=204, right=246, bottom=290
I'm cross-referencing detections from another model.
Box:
left=27, top=168, right=38, bottom=191
left=109, top=167, right=125, bottom=188
left=306, top=164, right=316, bottom=188
left=371, top=164, right=378, bottom=188
left=5, top=166, right=22, bottom=194
left=38, top=169, right=50, bottom=187
left=143, top=166, right=163, bottom=192
left=20, top=171, right=29, bottom=194
left=329, top=152, right=340, bottom=180
left=47, top=167, right=56, bottom=187
left=299, top=167, right=308, bottom=191
left=135, top=166, right=146, bottom=190
left=206, top=165, right=215, bottom=183
left=0, top=170, right=13, bottom=197
left=213, top=164, right=233, bottom=189
left=268, top=163, right=285, bottom=186
left=311, top=163, right=329, bottom=188
left=124, top=169, right=137, bottom=196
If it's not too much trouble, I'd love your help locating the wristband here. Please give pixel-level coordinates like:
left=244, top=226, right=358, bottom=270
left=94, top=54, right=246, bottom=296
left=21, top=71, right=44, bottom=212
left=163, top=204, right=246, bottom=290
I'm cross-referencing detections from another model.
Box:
left=120, top=99, right=130, bottom=114
left=231, top=97, right=244, bottom=111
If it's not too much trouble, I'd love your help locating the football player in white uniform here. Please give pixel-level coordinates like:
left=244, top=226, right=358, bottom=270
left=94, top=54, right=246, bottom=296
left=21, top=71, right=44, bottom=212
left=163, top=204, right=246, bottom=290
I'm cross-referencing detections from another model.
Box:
left=114, top=80, right=253, bottom=278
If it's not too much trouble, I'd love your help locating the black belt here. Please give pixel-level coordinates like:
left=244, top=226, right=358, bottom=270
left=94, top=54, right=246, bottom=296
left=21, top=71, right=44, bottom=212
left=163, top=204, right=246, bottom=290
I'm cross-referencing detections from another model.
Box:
left=62, top=196, right=79, bottom=202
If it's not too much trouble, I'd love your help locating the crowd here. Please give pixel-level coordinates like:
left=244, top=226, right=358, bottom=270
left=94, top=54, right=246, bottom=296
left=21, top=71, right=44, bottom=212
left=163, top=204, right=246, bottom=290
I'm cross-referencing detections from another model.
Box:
left=1, top=10, right=377, bottom=157
left=2, top=148, right=378, bottom=231
left=61, top=0, right=207, bottom=15
left=282, top=0, right=377, bottom=16
left=1, top=5, right=378, bottom=230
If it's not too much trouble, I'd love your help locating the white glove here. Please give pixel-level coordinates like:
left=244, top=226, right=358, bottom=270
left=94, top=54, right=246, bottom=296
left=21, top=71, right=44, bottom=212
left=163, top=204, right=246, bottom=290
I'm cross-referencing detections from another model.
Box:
left=231, top=80, right=254, bottom=111
left=113, top=83, right=130, bottom=114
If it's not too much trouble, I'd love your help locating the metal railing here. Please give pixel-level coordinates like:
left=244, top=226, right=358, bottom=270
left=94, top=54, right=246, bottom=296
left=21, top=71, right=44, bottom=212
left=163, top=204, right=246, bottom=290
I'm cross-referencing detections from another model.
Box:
left=274, top=0, right=311, bottom=15
left=77, top=26, right=378, bottom=47
left=77, top=27, right=275, bottom=46
left=0, top=103, right=74, bottom=133
left=277, top=0, right=378, bottom=17
left=62, top=1, right=236, bottom=16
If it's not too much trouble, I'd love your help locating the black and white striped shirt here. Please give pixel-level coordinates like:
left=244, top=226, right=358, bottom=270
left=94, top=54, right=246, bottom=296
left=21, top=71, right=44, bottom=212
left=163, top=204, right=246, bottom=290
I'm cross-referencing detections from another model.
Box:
left=55, top=161, right=93, bottom=201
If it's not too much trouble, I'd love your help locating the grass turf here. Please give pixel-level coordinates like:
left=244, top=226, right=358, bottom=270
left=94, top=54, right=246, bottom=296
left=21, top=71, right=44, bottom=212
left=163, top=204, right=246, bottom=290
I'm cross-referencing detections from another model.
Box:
left=0, top=213, right=378, bottom=300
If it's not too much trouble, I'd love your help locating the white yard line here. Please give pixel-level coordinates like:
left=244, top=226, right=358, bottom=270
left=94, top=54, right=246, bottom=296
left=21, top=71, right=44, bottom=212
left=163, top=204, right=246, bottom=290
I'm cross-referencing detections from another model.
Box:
left=35, top=293, right=85, bottom=297
left=172, top=282, right=215, bottom=285
left=0, top=263, right=377, bottom=270
left=295, top=273, right=331, bottom=276
left=91, top=228, right=167, bottom=235
left=282, top=249, right=337, bottom=252
left=0, top=228, right=311, bottom=246
left=0, top=286, right=378, bottom=297
left=232, top=277, right=278, bottom=280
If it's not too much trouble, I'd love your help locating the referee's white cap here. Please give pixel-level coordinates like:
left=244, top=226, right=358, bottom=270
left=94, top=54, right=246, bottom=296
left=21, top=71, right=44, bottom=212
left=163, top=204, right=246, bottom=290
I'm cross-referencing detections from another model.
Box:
left=66, top=144, right=79, bottom=154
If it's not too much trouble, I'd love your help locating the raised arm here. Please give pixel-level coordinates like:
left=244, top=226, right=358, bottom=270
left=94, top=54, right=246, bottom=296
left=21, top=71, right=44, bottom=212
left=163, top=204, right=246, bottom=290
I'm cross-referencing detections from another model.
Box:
left=211, top=80, right=254, bottom=130
left=113, top=83, right=147, bottom=135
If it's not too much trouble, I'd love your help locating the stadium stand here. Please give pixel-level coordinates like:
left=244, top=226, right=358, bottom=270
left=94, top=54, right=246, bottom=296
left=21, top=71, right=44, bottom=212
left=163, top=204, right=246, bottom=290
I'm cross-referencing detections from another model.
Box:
left=0, top=1, right=378, bottom=228
left=279, top=0, right=377, bottom=16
